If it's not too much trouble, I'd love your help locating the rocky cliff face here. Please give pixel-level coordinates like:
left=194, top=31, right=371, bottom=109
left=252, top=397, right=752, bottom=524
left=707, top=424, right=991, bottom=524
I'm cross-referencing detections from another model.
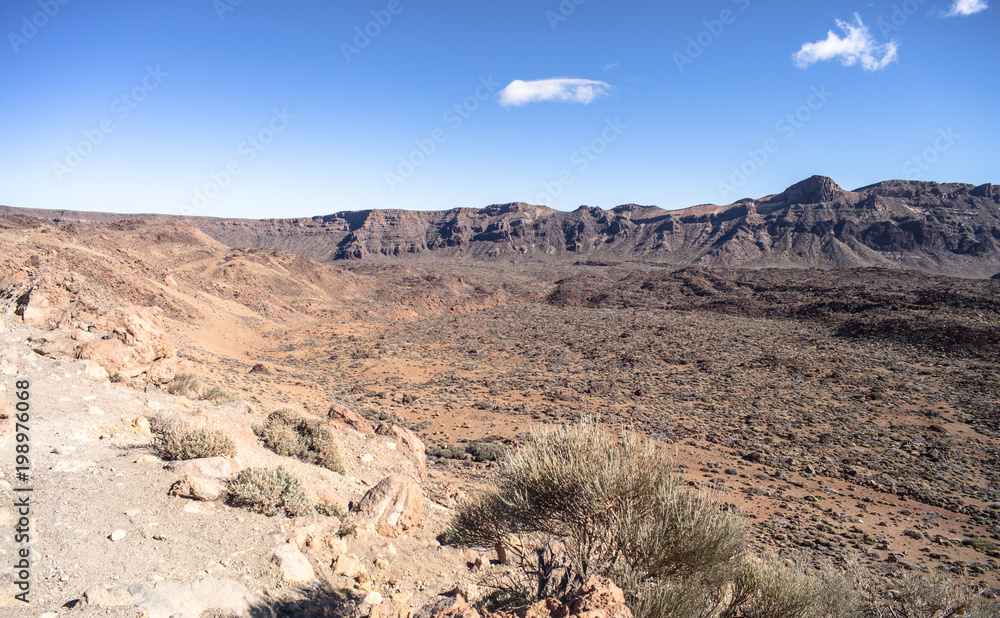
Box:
left=4, top=176, right=999, bottom=276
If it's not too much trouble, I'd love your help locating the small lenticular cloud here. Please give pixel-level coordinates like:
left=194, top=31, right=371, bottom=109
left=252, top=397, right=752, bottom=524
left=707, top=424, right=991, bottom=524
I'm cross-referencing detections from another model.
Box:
left=792, top=14, right=898, bottom=72
left=498, top=78, right=611, bottom=106
left=946, top=0, right=988, bottom=16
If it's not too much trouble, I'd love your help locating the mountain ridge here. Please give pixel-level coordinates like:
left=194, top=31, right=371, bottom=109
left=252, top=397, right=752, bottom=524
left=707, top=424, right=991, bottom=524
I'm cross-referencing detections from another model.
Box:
left=3, top=176, right=999, bottom=277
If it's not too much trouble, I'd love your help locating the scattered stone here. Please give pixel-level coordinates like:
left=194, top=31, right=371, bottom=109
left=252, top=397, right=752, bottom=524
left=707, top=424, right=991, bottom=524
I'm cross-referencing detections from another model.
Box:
left=332, top=554, right=363, bottom=578
left=270, top=543, right=316, bottom=583
left=110, top=530, right=126, bottom=541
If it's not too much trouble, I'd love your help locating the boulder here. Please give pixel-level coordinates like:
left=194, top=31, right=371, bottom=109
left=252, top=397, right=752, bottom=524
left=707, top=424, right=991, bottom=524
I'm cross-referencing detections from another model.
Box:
left=269, top=543, right=316, bottom=583
left=371, top=600, right=412, bottom=618
left=331, top=554, right=363, bottom=578
left=168, top=475, right=224, bottom=501
left=327, top=402, right=376, bottom=438
left=356, top=474, right=423, bottom=538
left=377, top=423, right=427, bottom=479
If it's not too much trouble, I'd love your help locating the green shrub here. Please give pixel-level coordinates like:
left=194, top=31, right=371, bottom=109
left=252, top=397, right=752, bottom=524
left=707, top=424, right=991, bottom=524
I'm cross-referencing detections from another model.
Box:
left=316, top=500, right=356, bottom=537
left=254, top=409, right=344, bottom=474
left=156, top=426, right=236, bottom=461
left=227, top=466, right=311, bottom=517
left=445, top=422, right=745, bottom=617
left=468, top=441, right=505, bottom=462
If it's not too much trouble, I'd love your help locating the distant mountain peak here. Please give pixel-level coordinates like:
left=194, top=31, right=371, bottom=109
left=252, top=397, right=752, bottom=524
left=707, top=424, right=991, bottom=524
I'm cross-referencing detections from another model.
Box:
left=777, top=175, right=845, bottom=204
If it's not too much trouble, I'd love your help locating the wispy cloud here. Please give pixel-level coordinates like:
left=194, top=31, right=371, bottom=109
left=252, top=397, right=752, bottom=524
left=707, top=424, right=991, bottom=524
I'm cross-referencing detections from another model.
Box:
left=497, top=78, right=611, bottom=106
left=946, top=0, right=988, bottom=15
left=793, top=14, right=898, bottom=72
left=603, top=62, right=619, bottom=71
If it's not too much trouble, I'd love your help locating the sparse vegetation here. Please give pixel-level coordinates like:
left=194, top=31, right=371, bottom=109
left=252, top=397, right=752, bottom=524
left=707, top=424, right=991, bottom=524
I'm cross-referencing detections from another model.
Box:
left=315, top=500, right=357, bottom=537
left=254, top=409, right=345, bottom=474
left=168, top=372, right=199, bottom=397
left=227, top=466, right=311, bottom=517
left=154, top=422, right=236, bottom=461
left=444, top=422, right=1000, bottom=617
left=167, top=372, right=236, bottom=404
left=446, top=422, right=748, bottom=617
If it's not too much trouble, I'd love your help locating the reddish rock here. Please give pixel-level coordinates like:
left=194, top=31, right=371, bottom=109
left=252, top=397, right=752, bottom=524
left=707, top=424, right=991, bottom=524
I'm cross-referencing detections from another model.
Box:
left=356, top=474, right=422, bottom=538
left=371, top=600, right=413, bottom=618
left=377, top=423, right=427, bottom=479
left=327, top=402, right=376, bottom=438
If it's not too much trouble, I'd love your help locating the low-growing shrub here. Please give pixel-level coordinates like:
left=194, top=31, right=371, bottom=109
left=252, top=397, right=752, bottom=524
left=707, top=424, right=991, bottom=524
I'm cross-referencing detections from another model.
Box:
left=468, top=441, right=505, bottom=462
left=156, top=426, right=236, bottom=461
left=168, top=372, right=200, bottom=397
left=167, top=373, right=237, bottom=404
left=316, top=500, right=357, bottom=537
left=201, top=385, right=236, bottom=404
left=254, top=409, right=344, bottom=474
left=227, top=466, right=311, bottom=517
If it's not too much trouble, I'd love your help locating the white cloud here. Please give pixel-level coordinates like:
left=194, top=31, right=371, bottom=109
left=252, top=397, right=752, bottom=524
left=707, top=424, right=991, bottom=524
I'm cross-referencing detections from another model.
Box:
left=603, top=62, right=619, bottom=71
left=946, top=0, right=988, bottom=16
left=793, top=14, right=898, bottom=72
left=497, top=78, right=611, bottom=106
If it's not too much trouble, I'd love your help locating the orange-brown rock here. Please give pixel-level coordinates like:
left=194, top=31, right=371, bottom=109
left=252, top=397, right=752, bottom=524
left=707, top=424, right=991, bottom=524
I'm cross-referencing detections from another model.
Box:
left=377, top=423, right=427, bottom=480
left=370, top=600, right=413, bottom=618
left=328, top=402, right=376, bottom=438
left=356, top=474, right=422, bottom=538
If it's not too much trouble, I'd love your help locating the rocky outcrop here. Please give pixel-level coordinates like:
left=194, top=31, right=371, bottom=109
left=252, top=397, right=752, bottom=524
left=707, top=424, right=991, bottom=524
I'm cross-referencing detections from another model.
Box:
left=328, top=402, right=377, bottom=437
left=4, top=176, right=999, bottom=276
left=377, top=422, right=427, bottom=480
left=355, top=474, right=423, bottom=538
left=3, top=272, right=184, bottom=383
left=82, top=576, right=275, bottom=618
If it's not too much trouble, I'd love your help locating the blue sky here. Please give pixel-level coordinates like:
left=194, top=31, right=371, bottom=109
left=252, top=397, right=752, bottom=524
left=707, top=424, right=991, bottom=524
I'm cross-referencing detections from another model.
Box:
left=0, top=0, right=996, bottom=218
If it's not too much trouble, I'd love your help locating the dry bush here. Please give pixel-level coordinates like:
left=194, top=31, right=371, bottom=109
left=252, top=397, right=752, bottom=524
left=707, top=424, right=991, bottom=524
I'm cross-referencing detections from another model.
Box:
left=167, top=372, right=199, bottom=397
left=862, top=571, right=1000, bottom=618
left=723, top=556, right=861, bottom=618
left=254, top=409, right=344, bottom=474
left=167, top=373, right=236, bottom=404
left=227, top=466, right=311, bottom=517
left=445, top=421, right=745, bottom=617
left=154, top=422, right=236, bottom=461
